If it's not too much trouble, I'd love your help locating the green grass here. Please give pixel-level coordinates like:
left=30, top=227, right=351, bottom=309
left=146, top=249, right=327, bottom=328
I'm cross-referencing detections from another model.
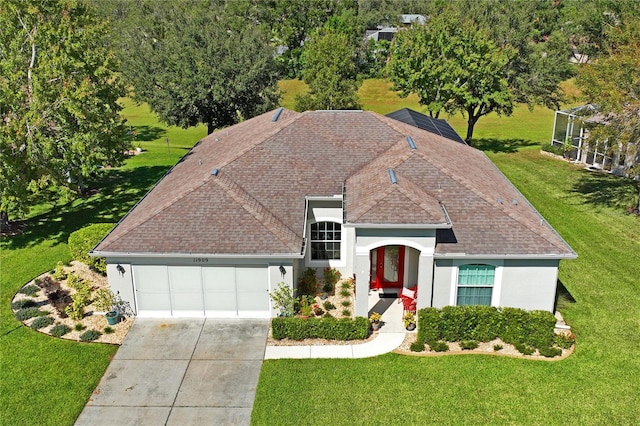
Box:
left=0, top=99, right=206, bottom=425
left=279, top=78, right=584, bottom=150
left=252, top=150, right=640, bottom=425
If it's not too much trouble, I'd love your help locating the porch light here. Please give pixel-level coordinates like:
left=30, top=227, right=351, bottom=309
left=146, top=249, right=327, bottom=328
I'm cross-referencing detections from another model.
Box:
left=116, top=264, right=125, bottom=275
left=279, top=265, right=286, bottom=277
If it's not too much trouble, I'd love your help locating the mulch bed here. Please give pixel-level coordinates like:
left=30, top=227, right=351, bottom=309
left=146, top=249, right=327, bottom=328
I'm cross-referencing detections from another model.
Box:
left=11, top=261, right=132, bottom=345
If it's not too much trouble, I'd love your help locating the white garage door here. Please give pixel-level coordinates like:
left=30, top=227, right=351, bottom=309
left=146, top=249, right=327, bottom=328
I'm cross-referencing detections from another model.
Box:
left=133, top=265, right=270, bottom=318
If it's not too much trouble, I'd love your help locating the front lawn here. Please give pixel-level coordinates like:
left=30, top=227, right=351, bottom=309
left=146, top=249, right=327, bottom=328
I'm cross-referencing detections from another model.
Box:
left=252, top=151, right=640, bottom=424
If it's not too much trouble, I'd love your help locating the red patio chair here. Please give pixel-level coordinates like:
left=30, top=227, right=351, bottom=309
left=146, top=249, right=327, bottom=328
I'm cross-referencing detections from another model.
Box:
left=400, top=285, right=417, bottom=313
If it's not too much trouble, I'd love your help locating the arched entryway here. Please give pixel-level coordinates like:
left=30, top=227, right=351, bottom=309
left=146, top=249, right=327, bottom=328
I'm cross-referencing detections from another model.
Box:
left=369, top=245, right=405, bottom=291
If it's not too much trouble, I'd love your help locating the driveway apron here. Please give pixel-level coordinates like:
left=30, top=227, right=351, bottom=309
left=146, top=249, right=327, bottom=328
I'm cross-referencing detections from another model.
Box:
left=75, top=318, right=269, bottom=426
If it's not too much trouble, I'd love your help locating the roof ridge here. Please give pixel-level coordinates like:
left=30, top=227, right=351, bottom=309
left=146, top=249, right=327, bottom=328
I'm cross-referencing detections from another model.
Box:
left=215, top=109, right=304, bottom=170
left=393, top=171, right=447, bottom=221
left=213, top=173, right=302, bottom=253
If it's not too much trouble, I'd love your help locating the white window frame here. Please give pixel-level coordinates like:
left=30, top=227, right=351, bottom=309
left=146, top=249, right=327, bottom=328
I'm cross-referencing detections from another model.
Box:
left=449, top=260, right=503, bottom=307
left=306, top=219, right=346, bottom=268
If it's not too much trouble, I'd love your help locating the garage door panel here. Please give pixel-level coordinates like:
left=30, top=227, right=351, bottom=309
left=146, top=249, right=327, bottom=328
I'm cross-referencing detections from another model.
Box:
left=236, top=267, right=270, bottom=318
left=134, top=265, right=171, bottom=317
left=169, top=266, right=204, bottom=317
left=203, top=267, right=237, bottom=317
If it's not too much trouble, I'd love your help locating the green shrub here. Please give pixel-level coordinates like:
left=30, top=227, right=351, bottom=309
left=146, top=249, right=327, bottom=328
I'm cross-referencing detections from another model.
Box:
left=74, top=323, right=86, bottom=331
left=554, top=332, right=575, bottom=349
left=52, top=261, right=68, bottom=280
left=539, top=346, right=562, bottom=358
left=15, top=307, right=45, bottom=321
left=417, top=308, right=440, bottom=344
left=30, top=316, right=54, bottom=330
left=514, top=342, right=535, bottom=355
left=410, top=341, right=425, bottom=352
left=271, top=316, right=368, bottom=340
left=323, top=301, right=335, bottom=310
left=270, top=282, right=296, bottom=317
left=342, top=309, right=351, bottom=317
left=323, top=312, right=333, bottom=318
left=340, top=281, right=351, bottom=290
left=541, top=143, right=564, bottom=155
left=322, top=267, right=341, bottom=294
left=103, top=326, right=115, bottom=334
left=460, top=340, right=479, bottom=350
left=79, top=329, right=102, bottom=342
left=68, top=223, right=114, bottom=274
left=493, top=344, right=503, bottom=351
left=341, top=300, right=351, bottom=307
left=50, top=324, right=72, bottom=337
left=18, top=284, right=40, bottom=296
left=339, top=288, right=350, bottom=297
left=11, top=299, right=37, bottom=310
left=93, top=288, right=115, bottom=312
left=428, top=341, right=449, bottom=352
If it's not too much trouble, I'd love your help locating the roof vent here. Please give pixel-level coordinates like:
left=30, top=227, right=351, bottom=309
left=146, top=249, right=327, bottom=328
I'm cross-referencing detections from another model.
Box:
left=388, top=168, right=398, bottom=184
left=211, top=168, right=219, bottom=176
left=407, top=136, right=416, bottom=149
left=272, top=107, right=284, bottom=122
left=198, top=160, right=202, bottom=166
left=511, top=199, right=518, bottom=205
left=497, top=197, right=504, bottom=204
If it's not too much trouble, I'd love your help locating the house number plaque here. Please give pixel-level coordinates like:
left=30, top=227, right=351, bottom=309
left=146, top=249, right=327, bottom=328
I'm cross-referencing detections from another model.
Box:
left=193, top=258, right=209, bottom=263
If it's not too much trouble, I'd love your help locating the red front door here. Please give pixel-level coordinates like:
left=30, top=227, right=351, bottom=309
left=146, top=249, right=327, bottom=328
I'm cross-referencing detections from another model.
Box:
left=370, top=246, right=405, bottom=290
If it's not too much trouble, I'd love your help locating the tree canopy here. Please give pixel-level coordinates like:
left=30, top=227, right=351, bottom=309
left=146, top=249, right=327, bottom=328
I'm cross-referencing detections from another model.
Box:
left=295, top=13, right=362, bottom=111
left=101, top=0, right=281, bottom=135
left=0, top=0, right=128, bottom=223
left=576, top=18, right=640, bottom=211
left=387, top=1, right=574, bottom=145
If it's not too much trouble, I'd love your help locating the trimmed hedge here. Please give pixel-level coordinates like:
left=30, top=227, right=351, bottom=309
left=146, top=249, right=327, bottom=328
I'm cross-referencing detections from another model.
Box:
left=68, top=223, right=114, bottom=275
left=271, top=316, right=369, bottom=341
left=418, top=305, right=557, bottom=351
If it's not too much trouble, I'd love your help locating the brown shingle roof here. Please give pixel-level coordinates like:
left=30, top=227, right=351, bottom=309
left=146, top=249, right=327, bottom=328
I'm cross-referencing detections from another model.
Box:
left=94, top=109, right=575, bottom=258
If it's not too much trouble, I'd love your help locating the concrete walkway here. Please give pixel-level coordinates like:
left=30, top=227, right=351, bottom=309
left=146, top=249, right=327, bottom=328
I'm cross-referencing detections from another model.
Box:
left=75, top=318, right=269, bottom=426
left=265, top=292, right=408, bottom=359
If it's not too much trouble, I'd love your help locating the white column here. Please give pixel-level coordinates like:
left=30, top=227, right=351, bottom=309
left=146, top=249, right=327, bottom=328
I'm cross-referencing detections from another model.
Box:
left=355, top=253, right=371, bottom=318
left=416, top=253, right=434, bottom=310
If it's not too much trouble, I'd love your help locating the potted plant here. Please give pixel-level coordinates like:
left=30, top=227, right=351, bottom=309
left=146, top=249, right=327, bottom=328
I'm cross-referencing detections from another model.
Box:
left=369, top=312, right=382, bottom=331
left=105, top=310, right=119, bottom=325
left=93, top=288, right=119, bottom=325
left=269, top=282, right=295, bottom=317
left=403, top=311, right=416, bottom=331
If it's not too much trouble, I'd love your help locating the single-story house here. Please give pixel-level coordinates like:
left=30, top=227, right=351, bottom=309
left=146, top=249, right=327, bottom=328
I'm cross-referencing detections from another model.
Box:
left=92, top=108, right=576, bottom=319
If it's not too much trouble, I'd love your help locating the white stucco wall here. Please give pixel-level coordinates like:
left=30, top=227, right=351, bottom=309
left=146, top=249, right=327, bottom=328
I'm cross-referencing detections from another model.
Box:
left=432, top=258, right=560, bottom=312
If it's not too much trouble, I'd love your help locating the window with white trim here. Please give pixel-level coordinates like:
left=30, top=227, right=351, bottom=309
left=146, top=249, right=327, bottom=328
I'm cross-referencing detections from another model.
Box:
left=310, top=221, right=341, bottom=260
left=456, top=264, right=495, bottom=306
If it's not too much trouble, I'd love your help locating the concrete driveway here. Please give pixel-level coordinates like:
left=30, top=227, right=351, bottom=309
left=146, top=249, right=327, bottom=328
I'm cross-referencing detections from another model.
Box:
left=75, top=318, right=269, bottom=426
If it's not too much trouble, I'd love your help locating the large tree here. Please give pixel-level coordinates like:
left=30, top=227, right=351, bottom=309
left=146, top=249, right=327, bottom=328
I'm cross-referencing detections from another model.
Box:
left=0, top=0, right=128, bottom=226
left=388, top=1, right=574, bottom=145
left=387, top=14, right=515, bottom=144
left=295, top=15, right=362, bottom=111
left=576, top=18, right=640, bottom=212
left=101, top=0, right=280, bottom=135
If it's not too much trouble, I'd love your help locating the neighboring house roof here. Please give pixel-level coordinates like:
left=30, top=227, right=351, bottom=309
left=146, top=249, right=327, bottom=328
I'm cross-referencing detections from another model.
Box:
left=386, top=108, right=467, bottom=144
left=365, top=27, right=397, bottom=42
left=94, top=108, right=575, bottom=259
left=400, top=14, right=427, bottom=25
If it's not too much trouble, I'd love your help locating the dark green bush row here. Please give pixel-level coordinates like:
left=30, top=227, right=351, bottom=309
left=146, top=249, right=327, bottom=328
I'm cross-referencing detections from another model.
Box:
left=30, top=316, right=54, bottom=330
left=12, top=299, right=37, bottom=310
left=418, top=306, right=557, bottom=350
left=541, top=143, right=564, bottom=156
left=68, top=223, right=114, bottom=275
left=15, top=307, right=46, bottom=321
left=50, top=324, right=72, bottom=337
left=271, top=316, right=369, bottom=341
left=80, top=329, right=102, bottom=342
left=18, top=284, right=40, bottom=296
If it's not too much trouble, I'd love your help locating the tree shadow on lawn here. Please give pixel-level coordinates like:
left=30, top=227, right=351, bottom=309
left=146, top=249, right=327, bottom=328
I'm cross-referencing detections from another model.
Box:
left=2, top=165, right=169, bottom=250
left=131, top=125, right=166, bottom=142
left=474, top=138, right=539, bottom=153
left=571, top=168, right=639, bottom=211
